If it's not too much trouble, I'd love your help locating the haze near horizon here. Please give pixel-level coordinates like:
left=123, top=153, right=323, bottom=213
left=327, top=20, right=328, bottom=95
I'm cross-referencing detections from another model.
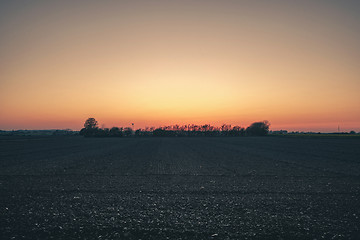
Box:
left=1, top=0, right=359, bottom=132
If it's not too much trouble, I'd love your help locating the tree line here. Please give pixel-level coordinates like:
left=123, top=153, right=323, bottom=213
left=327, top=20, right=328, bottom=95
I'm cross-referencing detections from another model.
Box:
left=79, top=118, right=270, bottom=137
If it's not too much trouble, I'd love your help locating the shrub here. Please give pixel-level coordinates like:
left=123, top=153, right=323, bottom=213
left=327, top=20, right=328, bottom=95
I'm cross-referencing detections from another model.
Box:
left=246, top=121, right=270, bottom=136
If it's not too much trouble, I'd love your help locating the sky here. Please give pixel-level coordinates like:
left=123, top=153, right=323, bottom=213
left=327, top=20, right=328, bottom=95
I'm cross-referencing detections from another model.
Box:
left=1, top=0, right=359, bottom=132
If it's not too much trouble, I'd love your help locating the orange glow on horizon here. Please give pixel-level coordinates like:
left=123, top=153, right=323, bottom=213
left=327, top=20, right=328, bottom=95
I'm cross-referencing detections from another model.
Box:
left=0, top=1, right=359, bottom=132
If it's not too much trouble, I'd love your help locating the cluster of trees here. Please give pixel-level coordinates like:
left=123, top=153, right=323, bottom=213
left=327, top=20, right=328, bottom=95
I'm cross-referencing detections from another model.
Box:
left=79, top=118, right=270, bottom=137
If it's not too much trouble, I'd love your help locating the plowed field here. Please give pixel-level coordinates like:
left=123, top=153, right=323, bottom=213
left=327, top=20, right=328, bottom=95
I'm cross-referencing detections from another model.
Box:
left=1, top=136, right=359, bottom=239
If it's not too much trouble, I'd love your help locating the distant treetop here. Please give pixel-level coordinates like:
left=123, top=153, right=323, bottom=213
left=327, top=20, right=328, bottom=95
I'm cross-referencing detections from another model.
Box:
left=84, top=118, right=98, bottom=129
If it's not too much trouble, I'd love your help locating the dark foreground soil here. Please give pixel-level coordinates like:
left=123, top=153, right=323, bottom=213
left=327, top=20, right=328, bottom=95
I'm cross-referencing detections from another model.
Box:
left=1, top=136, right=360, bottom=239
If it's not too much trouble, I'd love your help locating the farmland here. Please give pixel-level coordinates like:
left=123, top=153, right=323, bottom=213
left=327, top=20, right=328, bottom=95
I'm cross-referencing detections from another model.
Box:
left=1, top=136, right=360, bottom=239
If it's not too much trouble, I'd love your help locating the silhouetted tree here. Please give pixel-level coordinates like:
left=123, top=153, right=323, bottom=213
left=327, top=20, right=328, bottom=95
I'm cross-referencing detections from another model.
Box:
left=228, top=126, right=245, bottom=136
left=110, top=127, right=122, bottom=137
left=123, top=127, right=133, bottom=137
left=79, top=128, right=86, bottom=136
left=246, top=121, right=270, bottom=136
left=135, top=129, right=142, bottom=137
left=80, top=118, right=99, bottom=137
left=153, top=128, right=168, bottom=137
left=84, top=118, right=98, bottom=129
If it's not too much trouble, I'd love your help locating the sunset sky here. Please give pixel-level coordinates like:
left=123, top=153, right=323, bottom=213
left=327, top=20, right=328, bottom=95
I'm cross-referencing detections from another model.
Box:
left=1, top=0, right=359, bottom=132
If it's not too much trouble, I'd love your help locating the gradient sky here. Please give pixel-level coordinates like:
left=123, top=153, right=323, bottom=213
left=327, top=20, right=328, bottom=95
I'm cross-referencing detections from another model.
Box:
left=1, top=0, right=359, bottom=132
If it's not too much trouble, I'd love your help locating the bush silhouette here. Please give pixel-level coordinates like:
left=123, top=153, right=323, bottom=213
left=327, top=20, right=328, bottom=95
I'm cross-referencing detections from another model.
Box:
left=123, top=127, right=133, bottom=137
left=110, top=127, right=123, bottom=137
left=246, top=121, right=270, bottom=136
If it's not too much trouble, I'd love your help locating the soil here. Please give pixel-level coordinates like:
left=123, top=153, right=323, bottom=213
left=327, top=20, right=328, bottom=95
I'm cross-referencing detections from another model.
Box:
left=1, top=136, right=359, bottom=239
